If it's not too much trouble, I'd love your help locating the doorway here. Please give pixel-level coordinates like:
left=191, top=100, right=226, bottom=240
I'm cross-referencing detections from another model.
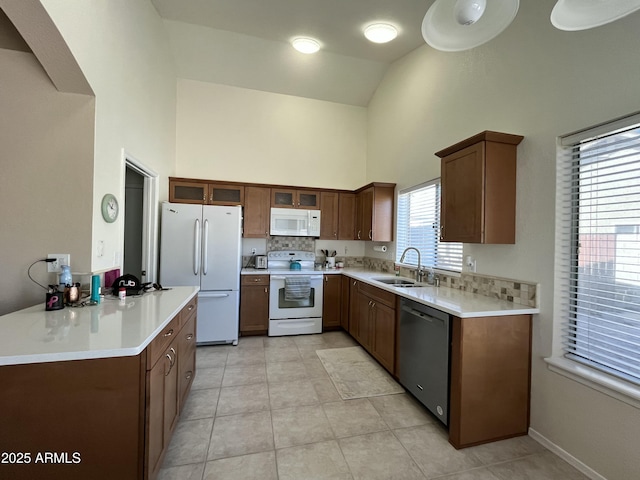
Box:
left=123, top=151, right=159, bottom=283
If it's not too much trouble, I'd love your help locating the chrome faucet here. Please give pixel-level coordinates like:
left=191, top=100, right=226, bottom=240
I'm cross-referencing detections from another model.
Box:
left=399, top=247, right=424, bottom=283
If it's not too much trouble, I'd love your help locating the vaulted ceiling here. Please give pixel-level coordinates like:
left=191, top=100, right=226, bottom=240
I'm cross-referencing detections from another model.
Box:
left=151, top=0, right=435, bottom=106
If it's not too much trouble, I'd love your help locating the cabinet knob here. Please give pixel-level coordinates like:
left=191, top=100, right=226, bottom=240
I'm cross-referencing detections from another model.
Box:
left=369, top=230, right=373, bottom=240
left=185, top=371, right=193, bottom=380
left=264, top=287, right=268, bottom=293
left=254, top=278, right=259, bottom=282
left=440, top=225, right=444, bottom=240
left=357, top=230, right=361, bottom=239
left=353, top=281, right=357, bottom=286
left=164, top=329, right=174, bottom=337
left=186, top=333, right=194, bottom=340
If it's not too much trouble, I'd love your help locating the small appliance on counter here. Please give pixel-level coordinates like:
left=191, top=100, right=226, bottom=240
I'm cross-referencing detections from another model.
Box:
left=255, top=255, right=268, bottom=269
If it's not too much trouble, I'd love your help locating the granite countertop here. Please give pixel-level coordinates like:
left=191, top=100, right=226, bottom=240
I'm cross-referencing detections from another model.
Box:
left=242, top=267, right=539, bottom=318
left=0, top=286, right=199, bottom=366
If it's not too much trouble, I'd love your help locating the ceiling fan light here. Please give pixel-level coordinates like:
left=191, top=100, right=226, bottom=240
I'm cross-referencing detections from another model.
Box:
left=291, top=37, right=321, bottom=54
left=454, top=0, right=487, bottom=25
left=551, top=0, right=640, bottom=31
left=364, top=23, right=398, bottom=43
left=422, top=0, right=519, bottom=52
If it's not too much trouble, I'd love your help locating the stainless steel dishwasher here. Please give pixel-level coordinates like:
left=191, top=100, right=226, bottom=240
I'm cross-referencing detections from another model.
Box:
left=398, top=298, right=451, bottom=425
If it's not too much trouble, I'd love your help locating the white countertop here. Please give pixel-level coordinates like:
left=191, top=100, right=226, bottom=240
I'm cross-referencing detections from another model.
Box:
left=242, top=267, right=539, bottom=318
left=0, top=286, right=199, bottom=366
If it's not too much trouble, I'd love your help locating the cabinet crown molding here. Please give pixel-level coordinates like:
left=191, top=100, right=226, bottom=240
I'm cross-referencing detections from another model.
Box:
left=435, top=131, right=524, bottom=159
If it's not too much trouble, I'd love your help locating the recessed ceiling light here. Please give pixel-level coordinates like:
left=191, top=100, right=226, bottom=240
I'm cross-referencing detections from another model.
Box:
left=364, top=23, right=398, bottom=43
left=291, top=37, right=321, bottom=54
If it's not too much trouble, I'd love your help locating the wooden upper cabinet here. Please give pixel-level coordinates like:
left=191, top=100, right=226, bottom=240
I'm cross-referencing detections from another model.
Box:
left=436, top=131, right=523, bottom=244
left=320, top=192, right=339, bottom=239
left=271, top=188, right=320, bottom=209
left=169, top=178, right=244, bottom=206
left=244, top=186, right=271, bottom=238
left=208, top=183, right=244, bottom=205
left=356, top=183, right=395, bottom=242
left=338, top=193, right=356, bottom=240
left=169, top=179, right=208, bottom=204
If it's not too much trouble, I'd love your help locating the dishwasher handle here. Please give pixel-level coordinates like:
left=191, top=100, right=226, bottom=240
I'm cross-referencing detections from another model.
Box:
left=400, top=301, right=450, bottom=323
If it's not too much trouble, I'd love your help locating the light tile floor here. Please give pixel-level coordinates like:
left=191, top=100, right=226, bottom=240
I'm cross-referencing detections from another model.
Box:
left=159, top=331, right=589, bottom=480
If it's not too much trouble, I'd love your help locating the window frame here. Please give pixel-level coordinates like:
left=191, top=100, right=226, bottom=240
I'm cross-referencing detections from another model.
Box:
left=395, top=178, right=462, bottom=274
left=547, top=111, right=640, bottom=408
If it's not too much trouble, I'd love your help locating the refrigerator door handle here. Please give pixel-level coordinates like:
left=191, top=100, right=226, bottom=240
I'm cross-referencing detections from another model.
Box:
left=194, top=219, right=201, bottom=275
left=203, top=219, right=209, bottom=275
left=200, top=292, right=230, bottom=298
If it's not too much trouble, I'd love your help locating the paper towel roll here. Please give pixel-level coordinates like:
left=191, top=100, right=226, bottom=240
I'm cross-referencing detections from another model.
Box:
left=373, top=245, right=387, bottom=252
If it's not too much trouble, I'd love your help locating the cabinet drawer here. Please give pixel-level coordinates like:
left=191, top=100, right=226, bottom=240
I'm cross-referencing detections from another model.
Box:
left=359, top=282, right=396, bottom=308
left=241, top=274, right=270, bottom=286
left=180, top=296, right=198, bottom=329
left=147, top=315, right=180, bottom=370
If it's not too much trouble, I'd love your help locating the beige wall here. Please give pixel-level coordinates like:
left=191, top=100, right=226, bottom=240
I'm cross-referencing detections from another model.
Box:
left=41, top=0, right=177, bottom=273
left=367, top=1, right=640, bottom=479
left=176, top=79, right=367, bottom=190
left=0, top=48, right=94, bottom=315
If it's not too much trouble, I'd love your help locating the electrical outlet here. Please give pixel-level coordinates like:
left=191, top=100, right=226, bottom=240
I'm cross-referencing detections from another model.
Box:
left=47, top=254, right=70, bottom=273
left=251, top=248, right=257, bottom=255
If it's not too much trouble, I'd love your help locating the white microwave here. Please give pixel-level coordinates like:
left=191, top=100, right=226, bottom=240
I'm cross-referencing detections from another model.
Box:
left=270, top=208, right=321, bottom=237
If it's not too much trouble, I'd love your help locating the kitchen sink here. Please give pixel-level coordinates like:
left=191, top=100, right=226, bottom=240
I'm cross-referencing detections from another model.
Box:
left=372, top=277, right=419, bottom=287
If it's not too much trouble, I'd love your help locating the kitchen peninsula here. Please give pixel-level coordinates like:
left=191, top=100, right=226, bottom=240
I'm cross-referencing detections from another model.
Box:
left=0, top=286, right=198, bottom=480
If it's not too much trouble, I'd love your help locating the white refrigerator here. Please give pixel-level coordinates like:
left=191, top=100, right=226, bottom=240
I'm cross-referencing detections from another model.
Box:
left=160, top=202, right=242, bottom=345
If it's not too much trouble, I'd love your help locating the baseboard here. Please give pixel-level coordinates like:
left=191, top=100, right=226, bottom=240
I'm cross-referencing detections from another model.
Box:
left=528, top=428, right=608, bottom=480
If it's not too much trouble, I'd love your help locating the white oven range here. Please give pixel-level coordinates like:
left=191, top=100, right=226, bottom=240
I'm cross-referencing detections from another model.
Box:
left=267, top=250, right=323, bottom=336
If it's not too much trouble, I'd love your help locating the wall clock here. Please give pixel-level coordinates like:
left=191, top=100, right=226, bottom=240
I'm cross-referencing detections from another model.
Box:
left=101, top=193, right=119, bottom=223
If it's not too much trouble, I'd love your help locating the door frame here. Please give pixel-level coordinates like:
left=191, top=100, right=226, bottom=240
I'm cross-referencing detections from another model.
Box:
left=121, top=149, right=159, bottom=283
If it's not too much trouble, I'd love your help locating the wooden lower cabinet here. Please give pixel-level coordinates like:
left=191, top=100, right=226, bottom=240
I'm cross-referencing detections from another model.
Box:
left=449, top=314, right=532, bottom=449
left=0, top=300, right=198, bottom=480
left=370, top=300, right=396, bottom=373
left=322, top=274, right=342, bottom=329
left=240, top=275, right=270, bottom=335
left=340, top=275, right=351, bottom=330
left=347, top=280, right=397, bottom=375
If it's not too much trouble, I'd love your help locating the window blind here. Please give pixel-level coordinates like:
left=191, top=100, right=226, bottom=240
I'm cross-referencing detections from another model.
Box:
left=556, top=115, right=640, bottom=385
left=396, top=180, right=462, bottom=272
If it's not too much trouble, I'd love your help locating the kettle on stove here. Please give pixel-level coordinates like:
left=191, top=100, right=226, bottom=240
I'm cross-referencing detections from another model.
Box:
left=289, top=259, right=302, bottom=270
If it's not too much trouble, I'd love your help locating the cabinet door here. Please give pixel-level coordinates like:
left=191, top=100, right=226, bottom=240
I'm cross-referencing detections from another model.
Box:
left=169, top=179, right=207, bottom=204
left=240, top=283, right=270, bottom=334
left=371, top=302, right=396, bottom=374
left=441, top=142, right=485, bottom=243
left=322, top=275, right=342, bottom=328
left=320, top=192, right=339, bottom=239
left=359, top=188, right=374, bottom=240
left=338, top=193, right=356, bottom=240
left=178, top=315, right=197, bottom=409
left=208, top=183, right=244, bottom=205
left=147, top=344, right=178, bottom=480
left=164, top=343, right=180, bottom=442
left=244, top=186, right=271, bottom=238
left=340, top=275, right=351, bottom=330
left=272, top=188, right=296, bottom=208
left=298, top=191, right=320, bottom=209
left=348, top=279, right=360, bottom=338
left=355, top=291, right=373, bottom=351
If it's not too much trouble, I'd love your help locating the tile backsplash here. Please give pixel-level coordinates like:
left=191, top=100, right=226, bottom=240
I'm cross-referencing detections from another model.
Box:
left=242, top=237, right=538, bottom=308
left=361, top=258, right=538, bottom=308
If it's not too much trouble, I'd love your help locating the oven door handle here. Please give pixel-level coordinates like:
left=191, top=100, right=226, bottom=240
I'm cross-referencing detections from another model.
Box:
left=270, top=275, right=323, bottom=281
